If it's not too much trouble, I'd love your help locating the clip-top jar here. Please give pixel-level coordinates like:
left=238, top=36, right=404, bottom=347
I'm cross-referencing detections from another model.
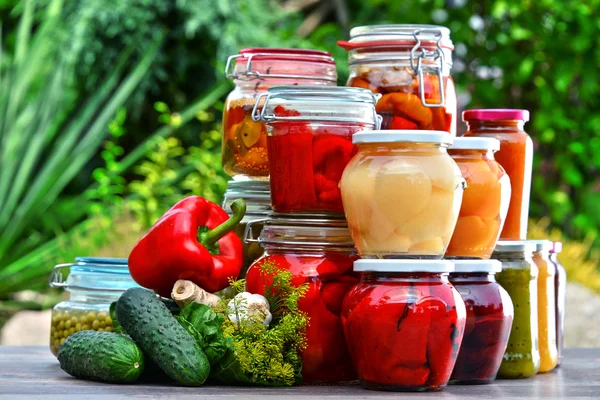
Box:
left=221, top=180, right=271, bottom=276
left=493, top=241, right=540, bottom=378
left=530, top=240, right=558, bottom=372
left=449, top=260, right=514, bottom=384
left=340, top=130, right=464, bottom=258
left=340, top=24, right=457, bottom=134
left=48, top=257, right=140, bottom=356
left=244, top=214, right=359, bottom=383
left=446, top=137, right=511, bottom=259
left=463, top=109, right=533, bottom=240
left=253, top=85, right=380, bottom=214
left=223, top=48, right=337, bottom=180
left=342, top=259, right=466, bottom=391
left=550, top=241, right=566, bottom=367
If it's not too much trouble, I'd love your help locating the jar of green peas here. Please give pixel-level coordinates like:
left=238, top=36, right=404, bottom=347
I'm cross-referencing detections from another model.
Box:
left=48, top=257, right=140, bottom=356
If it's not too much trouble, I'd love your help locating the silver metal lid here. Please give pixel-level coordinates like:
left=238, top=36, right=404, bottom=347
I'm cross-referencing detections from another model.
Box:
left=493, top=240, right=536, bottom=254
left=353, top=130, right=453, bottom=146
left=449, top=137, right=500, bottom=152
left=347, top=25, right=453, bottom=49
left=452, top=260, right=502, bottom=273
left=222, top=180, right=271, bottom=219
left=354, top=259, right=453, bottom=273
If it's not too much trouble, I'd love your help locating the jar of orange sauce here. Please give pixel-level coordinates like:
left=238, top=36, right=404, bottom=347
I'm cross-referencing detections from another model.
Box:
left=445, top=137, right=511, bottom=259
left=462, top=110, right=532, bottom=240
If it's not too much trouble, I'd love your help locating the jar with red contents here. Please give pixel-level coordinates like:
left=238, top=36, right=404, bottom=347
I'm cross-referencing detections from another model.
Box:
left=339, top=25, right=457, bottom=135
left=253, top=86, right=380, bottom=213
left=449, top=260, right=514, bottom=384
left=342, top=259, right=466, bottom=392
left=244, top=214, right=359, bottom=383
left=223, top=48, right=337, bottom=180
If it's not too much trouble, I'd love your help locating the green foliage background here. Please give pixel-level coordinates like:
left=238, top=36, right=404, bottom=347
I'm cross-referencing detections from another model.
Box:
left=0, top=0, right=599, bottom=303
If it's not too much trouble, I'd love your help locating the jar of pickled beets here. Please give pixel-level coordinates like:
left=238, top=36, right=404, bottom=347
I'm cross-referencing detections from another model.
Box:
left=340, top=130, right=464, bottom=258
left=493, top=241, right=540, bottom=378
left=549, top=241, right=566, bottom=367
left=463, top=109, right=533, bottom=240
left=245, top=214, right=359, bottom=383
left=339, top=24, right=457, bottom=135
left=449, top=260, right=514, bottom=384
left=221, top=180, right=271, bottom=277
left=446, top=137, right=511, bottom=259
left=342, top=259, right=466, bottom=391
left=253, top=86, right=380, bottom=214
left=530, top=240, right=558, bottom=373
left=223, top=48, right=337, bottom=180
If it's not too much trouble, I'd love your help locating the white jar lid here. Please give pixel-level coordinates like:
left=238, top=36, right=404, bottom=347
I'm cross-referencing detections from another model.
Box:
left=352, top=130, right=453, bottom=146
left=526, top=240, right=553, bottom=253
left=449, top=137, right=500, bottom=152
left=494, top=240, right=536, bottom=253
left=452, top=260, right=502, bottom=273
left=354, top=259, right=454, bottom=273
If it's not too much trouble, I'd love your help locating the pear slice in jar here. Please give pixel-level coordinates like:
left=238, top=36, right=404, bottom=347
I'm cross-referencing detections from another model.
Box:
left=409, top=237, right=445, bottom=255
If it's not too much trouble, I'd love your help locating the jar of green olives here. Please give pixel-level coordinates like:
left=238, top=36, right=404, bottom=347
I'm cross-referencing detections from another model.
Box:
left=222, top=180, right=271, bottom=277
left=48, top=257, right=140, bottom=356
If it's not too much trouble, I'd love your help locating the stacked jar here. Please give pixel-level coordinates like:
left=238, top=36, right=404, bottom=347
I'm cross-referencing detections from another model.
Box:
left=246, top=85, right=381, bottom=383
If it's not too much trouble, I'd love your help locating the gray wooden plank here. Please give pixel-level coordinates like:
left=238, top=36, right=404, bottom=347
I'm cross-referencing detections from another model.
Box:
left=0, top=346, right=598, bottom=399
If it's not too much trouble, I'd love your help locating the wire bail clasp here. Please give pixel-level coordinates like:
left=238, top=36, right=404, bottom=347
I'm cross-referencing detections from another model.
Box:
left=410, top=29, right=446, bottom=108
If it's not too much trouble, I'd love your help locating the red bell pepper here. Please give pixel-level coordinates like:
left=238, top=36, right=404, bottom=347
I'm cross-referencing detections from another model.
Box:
left=128, top=196, right=246, bottom=297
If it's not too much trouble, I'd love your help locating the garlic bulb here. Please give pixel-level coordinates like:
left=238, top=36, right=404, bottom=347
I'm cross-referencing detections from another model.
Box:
left=228, top=292, right=272, bottom=327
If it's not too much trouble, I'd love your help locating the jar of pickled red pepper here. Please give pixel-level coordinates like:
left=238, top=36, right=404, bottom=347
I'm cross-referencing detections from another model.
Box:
left=340, top=130, right=464, bottom=258
left=223, top=48, right=337, bottom=180
left=463, top=110, right=533, bottom=240
left=550, top=241, right=566, bottom=367
left=530, top=240, right=558, bottom=373
left=244, top=214, right=359, bottom=383
left=342, top=259, right=465, bottom=391
left=446, top=137, right=511, bottom=259
left=222, top=180, right=271, bottom=277
left=493, top=241, right=540, bottom=378
left=339, top=24, right=457, bottom=135
left=253, top=86, right=380, bottom=213
left=449, top=260, right=514, bottom=384
left=48, top=258, right=140, bottom=356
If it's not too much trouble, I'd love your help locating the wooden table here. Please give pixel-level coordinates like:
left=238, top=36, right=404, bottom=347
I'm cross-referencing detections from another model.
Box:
left=0, top=346, right=598, bottom=399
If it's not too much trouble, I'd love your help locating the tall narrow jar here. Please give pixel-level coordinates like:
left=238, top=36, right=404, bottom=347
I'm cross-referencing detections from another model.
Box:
left=530, top=240, right=558, bottom=372
left=223, top=48, right=337, bottom=180
left=550, top=241, right=566, bottom=367
left=463, top=109, right=533, bottom=240
left=493, top=241, right=540, bottom=378
left=340, top=24, right=457, bottom=135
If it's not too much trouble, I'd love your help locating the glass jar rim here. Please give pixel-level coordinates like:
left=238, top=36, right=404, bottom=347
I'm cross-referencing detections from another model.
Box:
left=452, top=260, right=502, bottom=273
left=353, top=130, right=452, bottom=146
left=494, top=240, right=536, bottom=254
left=222, top=180, right=271, bottom=219
left=449, top=137, right=500, bottom=152
left=463, top=109, right=530, bottom=122
left=340, top=24, right=453, bottom=50
left=354, top=259, right=453, bottom=273
left=49, top=257, right=139, bottom=292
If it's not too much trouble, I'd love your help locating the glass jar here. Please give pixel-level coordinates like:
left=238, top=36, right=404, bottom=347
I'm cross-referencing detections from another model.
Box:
left=244, top=215, right=359, bottom=383
left=223, top=48, right=337, bottom=180
left=463, top=109, right=533, bottom=240
left=254, top=86, right=380, bottom=213
left=550, top=241, right=566, bottom=367
left=340, top=24, right=456, bottom=135
left=446, top=137, right=511, bottom=259
left=48, top=257, right=140, bottom=356
left=449, top=260, right=514, bottom=384
left=493, top=241, right=540, bottom=378
left=530, top=240, right=558, bottom=373
left=221, top=180, right=271, bottom=277
left=342, top=259, right=465, bottom=392
left=340, top=130, right=464, bottom=258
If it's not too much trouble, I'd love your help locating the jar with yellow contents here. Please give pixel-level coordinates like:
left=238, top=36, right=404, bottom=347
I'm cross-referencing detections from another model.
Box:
left=48, top=257, right=140, bottom=356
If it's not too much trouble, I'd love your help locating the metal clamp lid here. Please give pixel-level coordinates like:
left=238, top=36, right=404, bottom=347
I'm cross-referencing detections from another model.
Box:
left=410, top=29, right=446, bottom=108
left=251, top=86, right=382, bottom=128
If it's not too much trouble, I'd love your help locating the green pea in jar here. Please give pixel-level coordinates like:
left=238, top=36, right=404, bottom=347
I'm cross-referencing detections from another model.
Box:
left=48, top=257, right=140, bottom=356
left=493, top=241, right=540, bottom=378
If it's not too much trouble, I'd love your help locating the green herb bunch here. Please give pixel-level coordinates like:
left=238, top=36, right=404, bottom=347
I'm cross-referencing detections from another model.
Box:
left=177, top=261, right=308, bottom=386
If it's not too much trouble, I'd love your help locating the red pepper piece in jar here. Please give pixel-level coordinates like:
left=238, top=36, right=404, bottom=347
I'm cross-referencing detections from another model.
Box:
left=389, top=116, right=420, bottom=130
left=376, top=93, right=433, bottom=129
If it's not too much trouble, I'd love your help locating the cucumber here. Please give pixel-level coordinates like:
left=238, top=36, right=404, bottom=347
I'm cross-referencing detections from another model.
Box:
left=116, top=287, right=210, bottom=386
left=57, top=330, right=144, bottom=383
